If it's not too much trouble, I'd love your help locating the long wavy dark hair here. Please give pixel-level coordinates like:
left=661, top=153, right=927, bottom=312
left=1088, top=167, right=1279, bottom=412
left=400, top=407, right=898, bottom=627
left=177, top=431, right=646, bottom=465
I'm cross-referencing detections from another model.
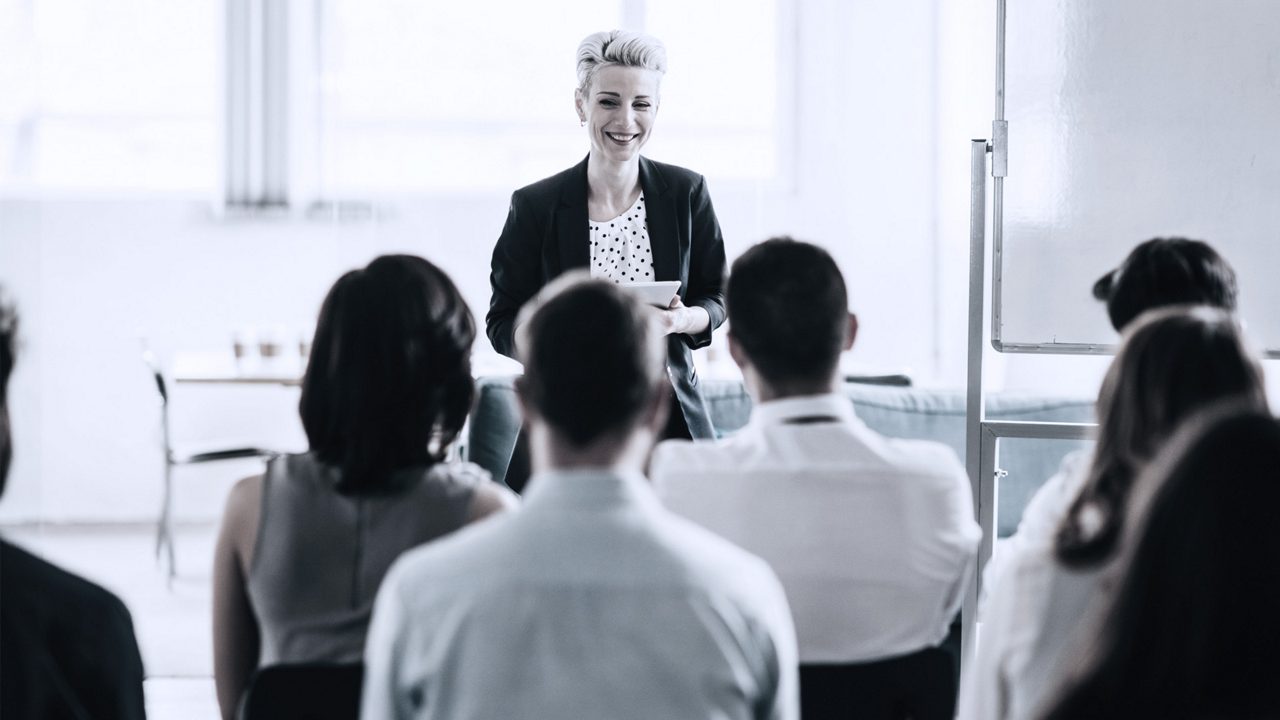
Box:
left=299, top=255, right=476, bottom=494
left=1054, top=306, right=1267, bottom=568
left=1042, top=407, right=1280, bottom=719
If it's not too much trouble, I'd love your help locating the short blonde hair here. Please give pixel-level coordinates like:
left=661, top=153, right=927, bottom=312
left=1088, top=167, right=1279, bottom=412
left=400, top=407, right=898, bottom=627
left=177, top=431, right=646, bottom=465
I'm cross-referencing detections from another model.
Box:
left=575, top=30, right=667, bottom=95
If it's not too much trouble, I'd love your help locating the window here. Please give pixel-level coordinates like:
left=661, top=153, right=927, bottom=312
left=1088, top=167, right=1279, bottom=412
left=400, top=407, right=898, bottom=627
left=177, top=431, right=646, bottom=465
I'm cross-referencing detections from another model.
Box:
left=642, top=0, right=778, bottom=180
left=0, top=0, right=219, bottom=193
left=314, top=0, right=780, bottom=195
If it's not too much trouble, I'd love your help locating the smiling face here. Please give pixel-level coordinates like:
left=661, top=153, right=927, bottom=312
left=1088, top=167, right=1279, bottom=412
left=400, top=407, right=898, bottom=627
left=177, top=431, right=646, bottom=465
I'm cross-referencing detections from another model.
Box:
left=576, top=64, right=661, bottom=165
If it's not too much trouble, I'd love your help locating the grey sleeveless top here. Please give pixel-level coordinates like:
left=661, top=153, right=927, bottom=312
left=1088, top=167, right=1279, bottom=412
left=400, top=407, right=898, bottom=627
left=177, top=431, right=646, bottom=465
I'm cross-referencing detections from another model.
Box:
left=246, top=452, right=489, bottom=666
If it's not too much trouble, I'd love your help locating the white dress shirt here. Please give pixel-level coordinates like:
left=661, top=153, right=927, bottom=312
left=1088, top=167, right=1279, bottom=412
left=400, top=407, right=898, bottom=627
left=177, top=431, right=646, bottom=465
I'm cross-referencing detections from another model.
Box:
left=958, top=451, right=1115, bottom=720
left=361, top=468, right=799, bottom=720
left=651, top=393, right=981, bottom=664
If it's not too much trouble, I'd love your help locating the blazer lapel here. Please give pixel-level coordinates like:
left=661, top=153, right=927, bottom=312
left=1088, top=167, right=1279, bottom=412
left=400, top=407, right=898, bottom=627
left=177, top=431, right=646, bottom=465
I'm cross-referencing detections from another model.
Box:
left=639, top=157, right=680, bottom=285
left=556, top=156, right=591, bottom=273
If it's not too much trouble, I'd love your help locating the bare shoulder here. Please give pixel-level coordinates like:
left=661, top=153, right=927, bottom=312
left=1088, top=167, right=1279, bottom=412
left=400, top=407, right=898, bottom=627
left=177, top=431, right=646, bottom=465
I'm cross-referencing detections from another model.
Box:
left=422, top=461, right=517, bottom=522
left=467, top=481, right=519, bottom=522
left=224, top=473, right=264, bottom=522
left=219, top=473, right=265, bottom=569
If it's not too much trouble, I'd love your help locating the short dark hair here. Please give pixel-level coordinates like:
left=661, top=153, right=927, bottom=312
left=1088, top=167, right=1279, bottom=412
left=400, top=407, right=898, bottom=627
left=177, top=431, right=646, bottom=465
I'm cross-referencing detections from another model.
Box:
left=1092, top=237, right=1238, bottom=331
left=0, top=292, right=15, bottom=495
left=1043, top=407, right=1280, bottom=719
left=1055, top=305, right=1267, bottom=568
left=727, top=237, right=848, bottom=385
left=518, top=276, right=665, bottom=447
left=300, top=255, right=476, bottom=494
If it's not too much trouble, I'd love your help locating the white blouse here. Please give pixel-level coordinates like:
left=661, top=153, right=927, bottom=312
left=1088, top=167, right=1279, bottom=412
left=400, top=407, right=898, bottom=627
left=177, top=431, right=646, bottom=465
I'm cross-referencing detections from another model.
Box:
left=589, top=193, right=656, bottom=284
left=958, top=451, right=1118, bottom=720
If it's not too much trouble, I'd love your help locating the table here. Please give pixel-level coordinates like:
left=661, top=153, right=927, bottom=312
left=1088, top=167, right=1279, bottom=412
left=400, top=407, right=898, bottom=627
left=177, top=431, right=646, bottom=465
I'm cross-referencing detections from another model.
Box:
left=171, top=351, right=525, bottom=386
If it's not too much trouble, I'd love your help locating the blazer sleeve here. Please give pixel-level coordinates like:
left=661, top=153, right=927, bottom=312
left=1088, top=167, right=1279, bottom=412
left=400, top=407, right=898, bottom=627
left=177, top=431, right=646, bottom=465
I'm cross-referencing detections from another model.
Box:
left=487, top=190, right=544, bottom=359
left=681, top=174, right=727, bottom=349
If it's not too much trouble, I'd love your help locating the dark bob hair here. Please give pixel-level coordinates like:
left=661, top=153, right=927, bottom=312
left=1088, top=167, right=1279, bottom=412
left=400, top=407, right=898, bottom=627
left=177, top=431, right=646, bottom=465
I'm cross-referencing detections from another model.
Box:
left=300, top=255, right=476, bottom=494
left=1092, top=237, right=1237, bottom=332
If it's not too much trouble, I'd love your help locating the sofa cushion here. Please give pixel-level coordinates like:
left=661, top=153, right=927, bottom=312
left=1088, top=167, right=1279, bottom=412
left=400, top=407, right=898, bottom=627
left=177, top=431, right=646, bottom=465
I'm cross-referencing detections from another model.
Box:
left=466, top=376, right=1094, bottom=537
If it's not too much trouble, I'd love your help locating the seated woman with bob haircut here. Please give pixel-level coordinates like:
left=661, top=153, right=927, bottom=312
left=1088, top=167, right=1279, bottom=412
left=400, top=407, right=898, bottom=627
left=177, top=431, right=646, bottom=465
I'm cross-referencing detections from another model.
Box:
left=212, top=254, right=517, bottom=719
left=1042, top=406, right=1280, bottom=719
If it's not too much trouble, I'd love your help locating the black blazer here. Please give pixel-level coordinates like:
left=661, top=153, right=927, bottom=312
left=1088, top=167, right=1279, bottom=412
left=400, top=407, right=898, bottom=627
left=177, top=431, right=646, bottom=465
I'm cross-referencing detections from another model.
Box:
left=487, top=155, right=727, bottom=438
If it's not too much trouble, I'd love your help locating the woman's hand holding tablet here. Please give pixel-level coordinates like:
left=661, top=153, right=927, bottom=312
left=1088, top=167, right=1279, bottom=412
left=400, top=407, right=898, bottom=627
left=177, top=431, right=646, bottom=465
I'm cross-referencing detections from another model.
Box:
left=623, top=280, right=682, bottom=308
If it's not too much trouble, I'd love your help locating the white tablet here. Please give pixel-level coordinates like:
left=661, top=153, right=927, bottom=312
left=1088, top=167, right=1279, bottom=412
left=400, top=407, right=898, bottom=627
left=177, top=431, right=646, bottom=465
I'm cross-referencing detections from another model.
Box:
left=623, top=280, right=682, bottom=308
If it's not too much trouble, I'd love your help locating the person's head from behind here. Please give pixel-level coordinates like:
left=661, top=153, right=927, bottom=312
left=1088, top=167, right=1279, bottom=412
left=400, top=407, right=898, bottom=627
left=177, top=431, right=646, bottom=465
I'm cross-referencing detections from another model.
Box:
left=1044, top=407, right=1280, bottom=719
left=727, top=237, right=856, bottom=399
left=1055, top=305, right=1267, bottom=568
left=300, top=255, right=476, bottom=494
left=0, top=293, right=15, bottom=494
left=515, top=274, right=667, bottom=471
left=1093, top=237, right=1237, bottom=332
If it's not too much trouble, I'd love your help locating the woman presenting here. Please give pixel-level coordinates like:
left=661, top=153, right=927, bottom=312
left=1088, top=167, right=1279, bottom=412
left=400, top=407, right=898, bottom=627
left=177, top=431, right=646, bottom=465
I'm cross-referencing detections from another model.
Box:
left=488, top=30, right=726, bottom=488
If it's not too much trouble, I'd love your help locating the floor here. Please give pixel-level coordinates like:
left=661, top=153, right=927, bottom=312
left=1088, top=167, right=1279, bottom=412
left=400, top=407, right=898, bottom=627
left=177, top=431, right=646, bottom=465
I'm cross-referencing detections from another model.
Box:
left=5, top=522, right=222, bottom=719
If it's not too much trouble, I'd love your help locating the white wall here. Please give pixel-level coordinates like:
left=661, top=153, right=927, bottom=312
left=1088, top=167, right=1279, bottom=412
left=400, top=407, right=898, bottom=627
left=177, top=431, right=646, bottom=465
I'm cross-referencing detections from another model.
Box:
left=0, top=0, right=965, bottom=523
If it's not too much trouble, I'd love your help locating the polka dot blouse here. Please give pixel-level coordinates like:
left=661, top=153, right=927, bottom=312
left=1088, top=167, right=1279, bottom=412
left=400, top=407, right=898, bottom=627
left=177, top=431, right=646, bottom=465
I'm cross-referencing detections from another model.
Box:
left=589, top=193, right=655, bottom=284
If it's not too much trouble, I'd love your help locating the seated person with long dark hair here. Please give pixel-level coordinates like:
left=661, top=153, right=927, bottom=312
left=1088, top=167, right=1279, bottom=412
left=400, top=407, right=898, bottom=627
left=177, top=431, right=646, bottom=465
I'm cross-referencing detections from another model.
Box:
left=1041, top=407, right=1280, bottom=719
left=959, top=306, right=1268, bottom=720
left=960, top=235, right=1242, bottom=719
left=0, top=293, right=147, bottom=720
left=212, top=255, right=516, bottom=719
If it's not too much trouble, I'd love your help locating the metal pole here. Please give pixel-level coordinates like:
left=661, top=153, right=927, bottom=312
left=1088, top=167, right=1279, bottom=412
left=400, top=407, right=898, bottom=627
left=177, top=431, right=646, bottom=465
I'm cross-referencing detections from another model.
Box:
left=994, top=0, right=1006, bottom=122
left=962, top=139, right=990, bottom=664
left=991, top=0, right=1009, bottom=343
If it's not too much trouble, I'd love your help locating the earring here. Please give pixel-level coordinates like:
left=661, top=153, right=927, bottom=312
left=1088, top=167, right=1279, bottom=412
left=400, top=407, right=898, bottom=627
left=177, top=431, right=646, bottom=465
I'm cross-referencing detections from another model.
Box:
left=579, top=119, right=586, bottom=127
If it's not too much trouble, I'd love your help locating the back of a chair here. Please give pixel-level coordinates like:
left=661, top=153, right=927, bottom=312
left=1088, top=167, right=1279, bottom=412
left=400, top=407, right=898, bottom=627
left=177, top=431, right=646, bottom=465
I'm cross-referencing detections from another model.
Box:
left=800, top=647, right=956, bottom=720
left=240, top=663, right=363, bottom=720
left=140, top=349, right=169, bottom=405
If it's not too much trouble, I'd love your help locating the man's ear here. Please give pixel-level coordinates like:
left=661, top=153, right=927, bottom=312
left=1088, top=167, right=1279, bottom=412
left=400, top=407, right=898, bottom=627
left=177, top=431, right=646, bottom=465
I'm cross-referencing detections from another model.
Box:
left=727, top=330, right=749, bottom=371
left=514, top=376, right=538, bottom=426
left=641, top=380, right=671, bottom=435
left=844, top=313, right=859, bottom=351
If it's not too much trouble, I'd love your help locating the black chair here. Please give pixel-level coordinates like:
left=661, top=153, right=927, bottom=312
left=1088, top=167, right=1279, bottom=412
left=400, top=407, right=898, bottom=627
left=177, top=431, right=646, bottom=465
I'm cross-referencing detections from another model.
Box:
left=800, top=646, right=957, bottom=720
left=240, top=663, right=364, bottom=720
left=142, top=349, right=275, bottom=580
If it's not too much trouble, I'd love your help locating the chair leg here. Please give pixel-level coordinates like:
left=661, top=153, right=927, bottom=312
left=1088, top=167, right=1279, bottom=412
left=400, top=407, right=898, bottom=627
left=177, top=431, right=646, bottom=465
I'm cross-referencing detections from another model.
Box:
left=156, top=460, right=176, bottom=582
left=165, top=523, right=176, bottom=584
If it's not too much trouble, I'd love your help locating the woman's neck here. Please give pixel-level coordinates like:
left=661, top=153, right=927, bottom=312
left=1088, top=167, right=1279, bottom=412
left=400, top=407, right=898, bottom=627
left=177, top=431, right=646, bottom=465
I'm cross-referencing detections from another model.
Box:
left=586, top=152, right=641, bottom=213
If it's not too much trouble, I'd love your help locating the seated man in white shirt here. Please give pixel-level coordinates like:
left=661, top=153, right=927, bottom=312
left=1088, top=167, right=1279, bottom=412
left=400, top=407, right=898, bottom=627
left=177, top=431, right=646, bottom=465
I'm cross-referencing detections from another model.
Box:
left=651, top=238, right=980, bottom=707
left=361, top=274, right=799, bottom=720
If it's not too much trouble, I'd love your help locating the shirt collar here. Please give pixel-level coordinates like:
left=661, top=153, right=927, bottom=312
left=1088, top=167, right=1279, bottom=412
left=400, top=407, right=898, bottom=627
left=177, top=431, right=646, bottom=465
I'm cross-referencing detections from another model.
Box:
left=747, top=393, right=857, bottom=427
left=522, top=467, right=660, bottom=513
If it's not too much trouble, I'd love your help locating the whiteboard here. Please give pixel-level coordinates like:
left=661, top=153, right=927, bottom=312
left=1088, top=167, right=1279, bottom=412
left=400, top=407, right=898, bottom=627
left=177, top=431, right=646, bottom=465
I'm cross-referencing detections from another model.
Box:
left=995, top=0, right=1280, bottom=355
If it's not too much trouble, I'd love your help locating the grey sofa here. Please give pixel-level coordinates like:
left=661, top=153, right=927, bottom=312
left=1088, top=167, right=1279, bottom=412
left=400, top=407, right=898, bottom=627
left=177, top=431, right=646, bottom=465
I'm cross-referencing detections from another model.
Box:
left=466, top=376, right=1094, bottom=537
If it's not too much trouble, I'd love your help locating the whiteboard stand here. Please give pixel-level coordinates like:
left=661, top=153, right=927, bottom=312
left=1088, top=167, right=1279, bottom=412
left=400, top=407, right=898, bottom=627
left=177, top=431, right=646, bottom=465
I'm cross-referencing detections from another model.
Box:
left=963, top=141, right=1098, bottom=665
